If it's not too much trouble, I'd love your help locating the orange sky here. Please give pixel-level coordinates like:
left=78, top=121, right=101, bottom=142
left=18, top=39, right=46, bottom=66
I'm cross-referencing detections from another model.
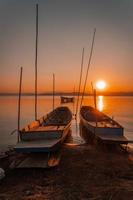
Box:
left=0, top=0, right=133, bottom=94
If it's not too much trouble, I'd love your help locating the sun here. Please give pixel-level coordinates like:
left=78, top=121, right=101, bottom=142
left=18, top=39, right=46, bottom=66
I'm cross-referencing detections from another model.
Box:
left=96, top=80, right=106, bottom=90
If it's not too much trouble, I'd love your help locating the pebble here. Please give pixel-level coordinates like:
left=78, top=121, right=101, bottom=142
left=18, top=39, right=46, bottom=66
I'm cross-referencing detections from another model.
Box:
left=25, top=190, right=33, bottom=196
left=0, top=168, right=5, bottom=180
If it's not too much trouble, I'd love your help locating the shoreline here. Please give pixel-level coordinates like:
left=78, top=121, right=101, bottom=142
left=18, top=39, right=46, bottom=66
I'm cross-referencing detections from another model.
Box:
left=0, top=144, right=133, bottom=199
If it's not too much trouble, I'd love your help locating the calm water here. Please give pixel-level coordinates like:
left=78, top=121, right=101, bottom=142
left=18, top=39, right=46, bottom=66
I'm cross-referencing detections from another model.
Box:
left=0, top=96, right=133, bottom=149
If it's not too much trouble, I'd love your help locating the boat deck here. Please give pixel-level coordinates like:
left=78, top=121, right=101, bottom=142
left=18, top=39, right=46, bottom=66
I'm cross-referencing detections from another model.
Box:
left=96, top=133, right=128, bottom=144
left=15, top=139, right=61, bottom=153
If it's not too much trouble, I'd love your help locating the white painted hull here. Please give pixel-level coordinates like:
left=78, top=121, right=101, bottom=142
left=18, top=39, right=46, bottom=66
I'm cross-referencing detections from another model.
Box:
left=80, top=106, right=128, bottom=144
left=15, top=107, right=72, bottom=152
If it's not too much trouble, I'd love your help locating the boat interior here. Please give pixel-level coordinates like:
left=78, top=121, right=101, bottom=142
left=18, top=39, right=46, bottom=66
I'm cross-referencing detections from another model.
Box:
left=81, top=106, right=122, bottom=128
left=21, top=107, right=72, bottom=133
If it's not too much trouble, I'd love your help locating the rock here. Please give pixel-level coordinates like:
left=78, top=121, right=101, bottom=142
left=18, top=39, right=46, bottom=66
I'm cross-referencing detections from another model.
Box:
left=25, top=190, right=33, bottom=196
left=9, top=161, right=16, bottom=169
left=0, top=168, right=5, bottom=180
left=0, top=151, right=8, bottom=159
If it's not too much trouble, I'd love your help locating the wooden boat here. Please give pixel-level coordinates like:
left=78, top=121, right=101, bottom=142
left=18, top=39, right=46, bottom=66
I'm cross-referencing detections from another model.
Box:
left=60, top=96, right=74, bottom=103
left=80, top=106, right=128, bottom=144
left=15, top=106, right=72, bottom=153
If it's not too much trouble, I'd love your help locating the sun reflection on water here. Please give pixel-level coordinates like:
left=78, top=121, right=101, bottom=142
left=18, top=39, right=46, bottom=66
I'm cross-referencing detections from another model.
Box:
left=97, top=95, right=104, bottom=111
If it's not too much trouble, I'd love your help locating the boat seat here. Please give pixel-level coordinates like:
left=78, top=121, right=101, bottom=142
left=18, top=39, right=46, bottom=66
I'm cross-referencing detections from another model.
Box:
left=20, top=126, right=63, bottom=141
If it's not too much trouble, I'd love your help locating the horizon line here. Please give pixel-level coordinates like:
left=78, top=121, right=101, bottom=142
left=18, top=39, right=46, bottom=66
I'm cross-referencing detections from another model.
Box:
left=0, top=91, right=133, bottom=96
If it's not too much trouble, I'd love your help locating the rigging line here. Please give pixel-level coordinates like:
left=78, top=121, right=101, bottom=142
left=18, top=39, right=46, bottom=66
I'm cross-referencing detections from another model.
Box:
left=75, top=48, right=84, bottom=118
left=80, top=28, right=96, bottom=108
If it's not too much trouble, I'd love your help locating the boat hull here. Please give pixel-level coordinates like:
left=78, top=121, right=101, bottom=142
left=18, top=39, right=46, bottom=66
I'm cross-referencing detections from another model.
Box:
left=15, top=122, right=71, bottom=153
left=15, top=107, right=72, bottom=153
left=80, top=106, right=128, bottom=145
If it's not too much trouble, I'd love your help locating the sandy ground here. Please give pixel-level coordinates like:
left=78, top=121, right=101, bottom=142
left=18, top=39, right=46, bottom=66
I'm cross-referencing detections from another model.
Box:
left=0, top=143, right=133, bottom=200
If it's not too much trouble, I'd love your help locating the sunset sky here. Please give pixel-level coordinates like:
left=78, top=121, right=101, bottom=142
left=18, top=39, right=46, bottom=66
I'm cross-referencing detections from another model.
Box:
left=0, top=0, right=133, bottom=94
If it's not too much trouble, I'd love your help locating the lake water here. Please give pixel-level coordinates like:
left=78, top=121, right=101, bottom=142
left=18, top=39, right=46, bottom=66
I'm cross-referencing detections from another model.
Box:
left=0, top=95, right=133, bottom=149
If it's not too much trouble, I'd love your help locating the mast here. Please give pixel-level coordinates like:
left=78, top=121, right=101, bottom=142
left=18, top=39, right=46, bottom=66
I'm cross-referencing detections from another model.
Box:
left=75, top=48, right=84, bottom=118
left=73, top=85, right=75, bottom=115
left=35, top=4, right=38, bottom=120
left=18, top=67, right=23, bottom=142
left=80, top=28, right=96, bottom=108
left=53, top=73, right=55, bottom=110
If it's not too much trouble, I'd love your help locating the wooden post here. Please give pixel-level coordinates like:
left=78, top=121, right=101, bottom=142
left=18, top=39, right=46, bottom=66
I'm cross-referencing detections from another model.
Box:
left=94, top=89, right=97, bottom=109
left=53, top=73, right=55, bottom=111
left=91, top=81, right=94, bottom=94
left=80, top=28, right=96, bottom=108
left=73, top=85, right=75, bottom=115
left=18, top=67, right=23, bottom=142
left=94, top=89, right=98, bottom=128
left=91, top=81, right=96, bottom=108
left=75, top=48, right=84, bottom=118
left=35, top=4, right=38, bottom=121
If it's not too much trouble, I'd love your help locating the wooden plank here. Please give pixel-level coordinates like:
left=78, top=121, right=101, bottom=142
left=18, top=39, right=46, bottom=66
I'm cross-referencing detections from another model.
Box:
left=96, top=133, right=128, bottom=144
left=16, top=151, right=61, bottom=168
left=15, top=139, right=60, bottom=148
left=17, top=154, right=48, bottom=168
left=15, top=139, right=61, bottom=153
left=29, top=125, right=65, bottom=132
left=89, top=121, right=120, bottom=128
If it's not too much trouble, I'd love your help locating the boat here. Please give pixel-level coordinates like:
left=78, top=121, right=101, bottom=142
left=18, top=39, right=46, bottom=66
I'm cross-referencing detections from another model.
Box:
left=60, top=96, right=75, bottom=103
left=80, top=106, right=128, bottom=145
left=15, top=106, right=72, bottom=153
left=13, top=5, right=73, bottom=168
